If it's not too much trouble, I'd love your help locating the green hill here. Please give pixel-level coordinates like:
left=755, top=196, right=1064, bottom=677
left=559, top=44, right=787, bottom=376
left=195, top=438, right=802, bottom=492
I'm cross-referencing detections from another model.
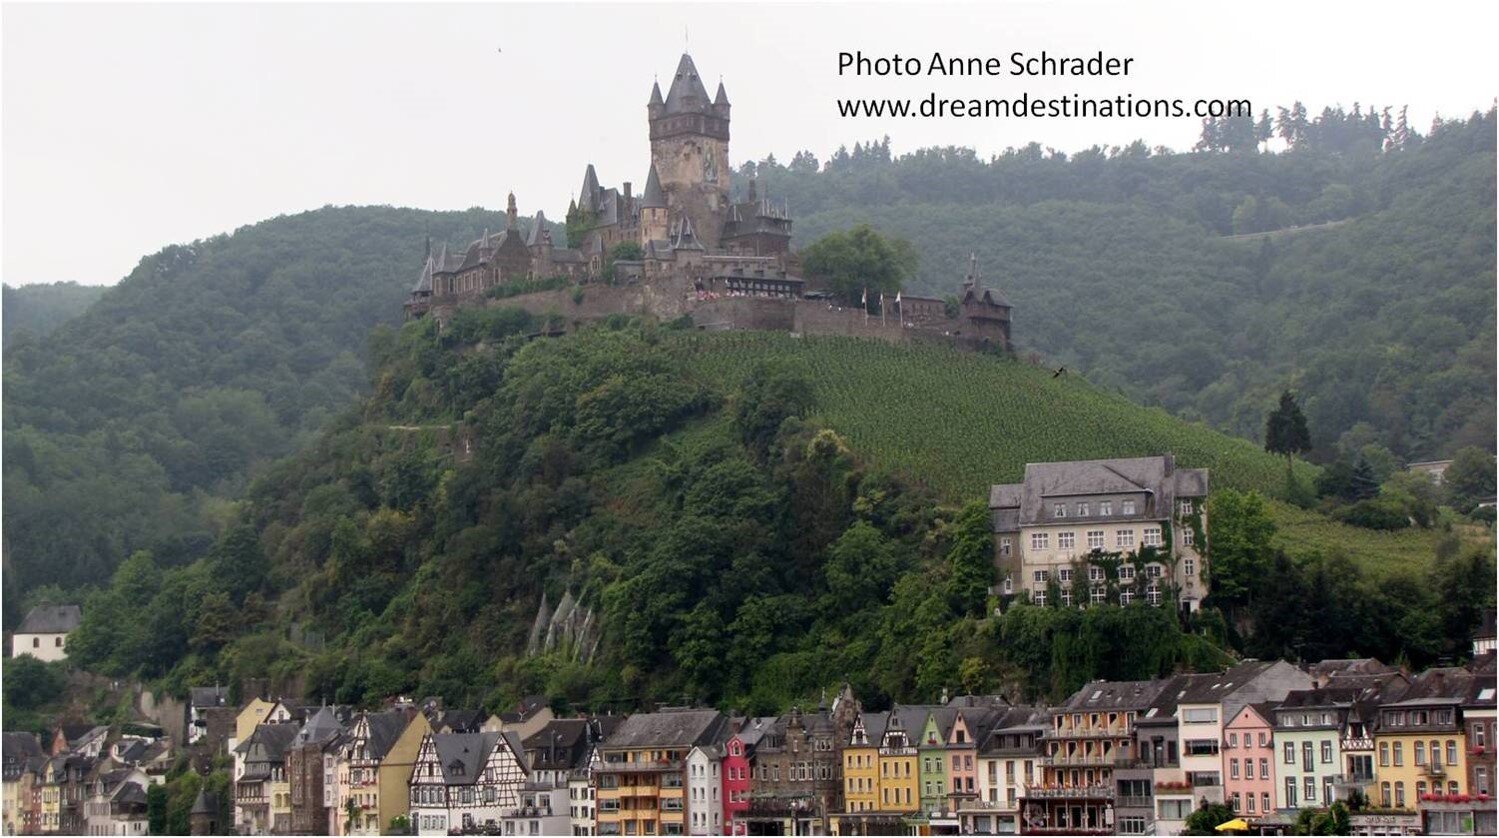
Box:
left=59, top=316, right=1489, bottom=714
left=2, top=281, right=108, bottom=346
left=5, top=107, right=1491, bottom=619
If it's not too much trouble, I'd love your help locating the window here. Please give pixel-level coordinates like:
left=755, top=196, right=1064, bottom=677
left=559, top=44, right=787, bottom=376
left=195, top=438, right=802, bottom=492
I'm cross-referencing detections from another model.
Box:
left=1379, top=742, right=1389, bottom=766
left=1415, top=742, right=1426, bottom=766
left=1228, top=733, right=1238, bottom=748
left=1090, top=586, right=1106, bottom=605
left=1230, top=759, right=1240, bottom=780
left=1284, top=778, right=1297, bottom=808
left=1145, top=585, right=1162, bottom=606
left=1320, top=741, right=1332, bottom=763
left=1002, top=576, right=1013, bottom=595
left=1394, top=782, right=1405, bottom=808
left=1058, top=568, right=1074, bottom=582
left=1059, top=532, right=1076, bottom=550
left=1284, top=743, right=1295, bottom=765
left=1393, top=742, right=1403, bottom=767
left=1304, top=777, right=1315, bottom=803
left=1259, top=758, right=1269, bottom=780
left=1119, top=590, right=1134, bottom=605
left=1181, top=559, right=1194, bottom=577
left=1146, top=564, right=1164, bottom=578
left=1116, top=530, right=1136, bottom=549
left=1087, top=531, right=1105, bottom=550
left=999, top=537, right=1012, bottom=558
left=1119, top=564, right=1136, bottom=581
left=1054, top=503, right=1067, bottom=518
left=1088, top=565, right=1104, bottom=581
left=1447, top=740, right=1457, bottom=766
left=1122, top=500, right=1137, bottom=515
left=1261, top=792, right=1270, bottom=814
left=32, top=638, right=38, bottom=648
left=1302, top=742, right=1314, bottom=772
left=1183, top=528, right=1194, bottom=546
left=1077, top=502, right=1090, bottom=517
left=1142, top=527, right=1161, bottom=547
left=1180, top=500, right=1194, bottom=515
left=1030, top=533, right=1050, bottom=550
left=1033, top=570, right=1049, bottom=583
left=1100, top=501, right=1113, bottom=516
left=1060, top=588, right=1073, bottom=607
left=1247, top=793, right=1256, bottom=814
left=1033, top=591, right=1046, bottom=606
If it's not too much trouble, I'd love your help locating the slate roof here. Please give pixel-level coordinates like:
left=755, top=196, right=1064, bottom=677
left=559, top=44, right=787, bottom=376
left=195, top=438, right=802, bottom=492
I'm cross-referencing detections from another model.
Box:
left=526, top=212, right=550, bottom=247
left=437, top=708, right=487, bottom=733
left=18, top=604, right=82, bottom=634
left=189, top=787, right=216, bottom=815
left=603, top=709, right=726, bottom=750
left=662, top=54, right=712, bottom=115
left=432, top=732, right=502, bottom=785
left=115, top=781, right=149, bottom=808
left=235, top=723, right=300, bottom=778
left=3, top=733, right=44, bottom=780
left=363, top=711, right=411, bottom=762
left=1172, top=661, right=1278, bottom=705
left=1058, top=678, right=1173, bottom=713
left=640, top=165, right=666, bottom=209
left=989, top=455, right=1208, bottom=530
left=523, top=719, right=592, bottom=771
left=190, top=686, right=231, bottom=709
left=730, top=716, right=778, bottom=750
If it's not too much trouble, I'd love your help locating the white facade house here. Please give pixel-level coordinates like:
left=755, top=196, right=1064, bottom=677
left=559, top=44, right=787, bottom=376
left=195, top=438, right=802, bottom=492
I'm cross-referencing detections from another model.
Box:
left=11, top=604, right=82, bottom=662
left=408, top=731, right=527, bottom=836
left=990, top=456, right=1209, bottom=611
left=686, top=745, right=724, bottom=836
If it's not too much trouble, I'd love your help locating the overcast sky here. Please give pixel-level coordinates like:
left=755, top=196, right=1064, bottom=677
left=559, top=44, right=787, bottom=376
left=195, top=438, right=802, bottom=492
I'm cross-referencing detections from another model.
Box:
left=3, top=1, right=1496, bottom=286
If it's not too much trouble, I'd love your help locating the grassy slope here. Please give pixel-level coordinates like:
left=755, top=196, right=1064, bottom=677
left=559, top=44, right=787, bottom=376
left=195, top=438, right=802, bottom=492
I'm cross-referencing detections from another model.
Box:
left=667, top=330, right=1452, bottom=573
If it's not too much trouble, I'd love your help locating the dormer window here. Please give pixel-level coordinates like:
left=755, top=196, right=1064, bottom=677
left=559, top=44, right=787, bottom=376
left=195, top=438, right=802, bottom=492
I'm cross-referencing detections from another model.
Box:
left=1121, top=500, right=1136, bottom=515
left=1054, top=504, right=1067, bottom=518
left=1100, top=501, right=1113, bottom=516
left=1077, top=502, right=1090, bottom=517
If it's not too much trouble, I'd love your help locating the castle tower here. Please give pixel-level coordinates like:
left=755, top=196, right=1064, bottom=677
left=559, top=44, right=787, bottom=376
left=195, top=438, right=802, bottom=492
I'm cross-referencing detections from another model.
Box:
left=639, top=164, right=669, bottom=244
left=649, top=53, right=731, bottom=249
left=507, top=192, right=518, bottom=230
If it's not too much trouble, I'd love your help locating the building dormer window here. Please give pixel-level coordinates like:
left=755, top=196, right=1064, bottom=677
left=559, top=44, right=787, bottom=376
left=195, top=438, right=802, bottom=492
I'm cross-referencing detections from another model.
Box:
left=1054, top=504, right=1067, bottom=518
left=1121, top=500, right=1137, bottom=515
left=1077, top=502, right=1090, bottom=517
left=1100, top=501, right=1113, bottom=516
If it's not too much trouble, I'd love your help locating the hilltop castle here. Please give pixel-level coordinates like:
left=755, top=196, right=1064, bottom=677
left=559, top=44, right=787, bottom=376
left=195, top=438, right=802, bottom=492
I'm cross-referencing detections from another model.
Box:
left=405, top=53, right=1013, bottom=353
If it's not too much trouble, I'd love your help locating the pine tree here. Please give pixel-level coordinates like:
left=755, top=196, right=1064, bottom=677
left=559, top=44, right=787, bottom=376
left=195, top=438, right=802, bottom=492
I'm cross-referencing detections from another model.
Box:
left=1264, top=390, right=1312, bottom=468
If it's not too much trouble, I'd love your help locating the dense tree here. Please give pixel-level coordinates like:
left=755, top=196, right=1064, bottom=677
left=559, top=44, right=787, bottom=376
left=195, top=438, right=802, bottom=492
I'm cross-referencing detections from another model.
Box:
left=1204, top=489, right=1276, bottom=607
left=1444, top=446, right=1497, bottom=512
left=799, top=224, right=918, bottom=305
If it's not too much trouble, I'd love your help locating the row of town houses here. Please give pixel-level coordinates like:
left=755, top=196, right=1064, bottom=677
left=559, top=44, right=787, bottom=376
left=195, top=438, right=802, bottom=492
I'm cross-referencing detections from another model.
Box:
left=5, top=655, right=1494, bottom=837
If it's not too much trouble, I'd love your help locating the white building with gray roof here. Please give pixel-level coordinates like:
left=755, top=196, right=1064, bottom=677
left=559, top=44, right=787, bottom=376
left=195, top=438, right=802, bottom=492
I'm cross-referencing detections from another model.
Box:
left=989, top=454, right=1209, bottom=611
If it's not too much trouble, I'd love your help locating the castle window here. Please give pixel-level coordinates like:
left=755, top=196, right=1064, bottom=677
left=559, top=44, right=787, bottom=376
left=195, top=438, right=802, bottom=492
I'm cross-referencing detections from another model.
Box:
left=1029, top=533, right=1050, bottom=551
left=1184, top=559, right=1195, bottom=576
left=1087, top=531, right=1105, bottom=550
left=1058, top=532, right=1076, bottom=550
left=1115, top=530, right=1136, bottom=549
left=1119, top=564, right=1135, bottom=581
left=1183, top=528, right=1195, bottom=546
left=1143, top=527, right=1162, bottom=547
left=1058, top=568, right=1073, bottom=582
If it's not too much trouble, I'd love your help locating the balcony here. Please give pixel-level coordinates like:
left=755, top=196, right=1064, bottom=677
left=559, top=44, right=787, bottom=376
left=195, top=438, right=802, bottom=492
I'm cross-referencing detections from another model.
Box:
left=1424, top=762, right=1447, bottom=777
left=1117, top=796, right=1152, bottom=809
left=1042, top=754, right=1118, bottom=767
left=1331, top=773, right=1375, bottom=787
left=1342, top=737, right=1373, bottom=751
left=1021, top=785, right=1113, bottom=800
left=1046, top=725, right=1130, bottom=740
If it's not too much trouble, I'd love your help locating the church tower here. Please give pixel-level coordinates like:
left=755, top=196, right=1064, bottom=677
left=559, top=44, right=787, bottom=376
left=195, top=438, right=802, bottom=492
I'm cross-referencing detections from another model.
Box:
left=648, top=54, right=732, bottom=249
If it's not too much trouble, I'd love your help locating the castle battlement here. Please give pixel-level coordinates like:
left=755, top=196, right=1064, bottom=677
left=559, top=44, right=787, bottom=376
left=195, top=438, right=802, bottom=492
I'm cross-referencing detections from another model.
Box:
left=405, top=53, right=1013, bottom=353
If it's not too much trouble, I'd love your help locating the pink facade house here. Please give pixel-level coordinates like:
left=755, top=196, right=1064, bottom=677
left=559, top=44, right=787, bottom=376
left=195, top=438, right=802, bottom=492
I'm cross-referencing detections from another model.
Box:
left=723, top=717, right=773, bottom=835
left=1224, top=703, right=1279, bottom=818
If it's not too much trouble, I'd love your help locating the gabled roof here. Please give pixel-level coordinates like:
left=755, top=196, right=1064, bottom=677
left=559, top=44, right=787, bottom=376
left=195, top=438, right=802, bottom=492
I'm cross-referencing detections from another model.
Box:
left=526, top=212, right=551, bottom=247
left=989, top=455, right=1208, bottom=530
left=603, top=709, right=725, bottom=751
left=235, top=723, right=299, bottom=767
left=363, top=711, right=411, bottom=762
left=294, top=706, right=345, bottom=748
left=662, top=54, right=711, bottom=115
left=18, top=604, right=81, bottom=634
left=432, top=732, right=503, bottom=785
left=1173, top=661, right=1278, bottom=705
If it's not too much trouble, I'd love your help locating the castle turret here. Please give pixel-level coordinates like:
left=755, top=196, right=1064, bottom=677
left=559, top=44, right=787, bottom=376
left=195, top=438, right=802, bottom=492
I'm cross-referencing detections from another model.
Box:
left=648, top=79, right=664, bottom=121
left=578, top=164, right=601, bottom=214
left=639, top=164, right=669, bottom=244
left=507, top=192, right=518, bottom=230
left=713, top=79, right=730, bottom=119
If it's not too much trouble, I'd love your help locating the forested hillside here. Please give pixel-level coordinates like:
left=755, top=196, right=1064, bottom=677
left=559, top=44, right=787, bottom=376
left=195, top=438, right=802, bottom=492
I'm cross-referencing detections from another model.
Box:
left=61, top=315, right=1493, bottom=716
left=744, top=106, right=1496, bottom=461
left=2, top=206, right=515, bottom=611
left=2, top=281, right=108, bottom=346
left=4, top=106, right=1492, bottom=622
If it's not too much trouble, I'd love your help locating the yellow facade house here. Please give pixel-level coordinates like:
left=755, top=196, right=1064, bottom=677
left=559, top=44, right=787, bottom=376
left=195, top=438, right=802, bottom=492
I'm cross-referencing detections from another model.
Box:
left=1374, top=678, right=1470, bottom=810
left=595, top=709, right=725, bottom=837
left=376, top=710, right=432, bottom=833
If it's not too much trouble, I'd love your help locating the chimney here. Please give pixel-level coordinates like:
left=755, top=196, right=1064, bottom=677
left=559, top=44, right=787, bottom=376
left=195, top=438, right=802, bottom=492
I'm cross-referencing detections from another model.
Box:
left=623, top=182, right=632, bottom=202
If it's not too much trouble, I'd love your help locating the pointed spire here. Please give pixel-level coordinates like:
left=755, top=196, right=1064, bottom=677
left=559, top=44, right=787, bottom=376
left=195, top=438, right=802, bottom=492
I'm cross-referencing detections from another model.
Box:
left=526, top=211, right=549, bottom=247
left=641, top=164, right=666, bottom=209
left=649, top=80, right=664, bottom=107
left=579, top=164, right=600, bottom=212
left=714, top=80, right=729, bottom=107
left=506, top=192, right=518, bottom=230
left=663, top=53, right=711, bottom=114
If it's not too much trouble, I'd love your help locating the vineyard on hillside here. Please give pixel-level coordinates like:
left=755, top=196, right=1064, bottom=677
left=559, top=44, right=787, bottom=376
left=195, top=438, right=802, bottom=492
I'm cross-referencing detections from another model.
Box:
left=668, top=331, right=1453, bottom=573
